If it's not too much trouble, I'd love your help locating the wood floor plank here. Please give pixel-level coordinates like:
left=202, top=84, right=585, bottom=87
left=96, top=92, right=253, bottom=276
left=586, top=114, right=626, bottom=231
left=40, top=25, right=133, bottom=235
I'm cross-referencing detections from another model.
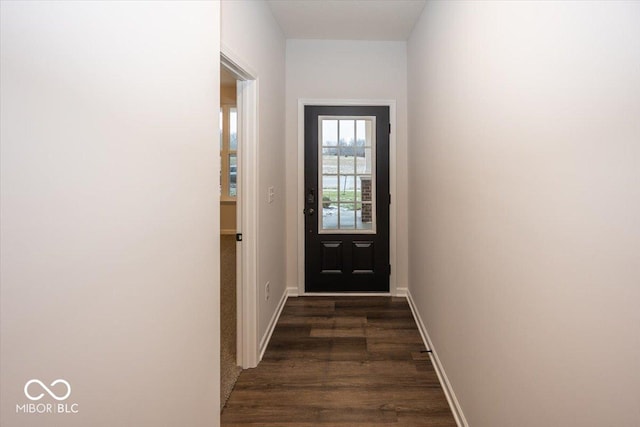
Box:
left=221, top=296, right=456, bottom=426
left=309, top=326, right=367, bottom=337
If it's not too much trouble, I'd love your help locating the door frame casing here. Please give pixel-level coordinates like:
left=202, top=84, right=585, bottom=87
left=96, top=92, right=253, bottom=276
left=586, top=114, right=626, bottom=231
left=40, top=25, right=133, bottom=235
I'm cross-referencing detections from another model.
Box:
left=221, top=48, right=260, bottom=369
left=296, top=99, right=398, bottom=296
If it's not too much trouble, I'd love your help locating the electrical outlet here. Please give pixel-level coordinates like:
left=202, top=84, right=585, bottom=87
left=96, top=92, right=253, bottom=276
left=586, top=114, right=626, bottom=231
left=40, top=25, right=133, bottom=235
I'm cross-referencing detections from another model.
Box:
left=265, top=281, right=270, bottom=301
left=268, top=186, right=275, bottom=204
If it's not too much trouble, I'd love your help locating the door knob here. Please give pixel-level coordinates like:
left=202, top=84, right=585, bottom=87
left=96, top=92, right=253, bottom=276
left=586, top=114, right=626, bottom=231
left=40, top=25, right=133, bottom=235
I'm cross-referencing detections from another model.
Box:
left=308, top=208, right=315, bottom=215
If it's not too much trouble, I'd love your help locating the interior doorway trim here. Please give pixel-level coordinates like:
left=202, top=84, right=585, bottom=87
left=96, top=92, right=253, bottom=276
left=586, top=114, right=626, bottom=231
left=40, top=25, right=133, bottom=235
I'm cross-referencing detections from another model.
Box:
left=296, top=99, right=398, bottom=296
left=221, top=48, right=259, bottom=369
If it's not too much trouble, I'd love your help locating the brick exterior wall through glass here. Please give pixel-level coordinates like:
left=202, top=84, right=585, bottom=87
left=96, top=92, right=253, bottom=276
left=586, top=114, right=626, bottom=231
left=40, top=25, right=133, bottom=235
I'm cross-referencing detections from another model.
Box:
left=360, top=177, right=372, bottom=223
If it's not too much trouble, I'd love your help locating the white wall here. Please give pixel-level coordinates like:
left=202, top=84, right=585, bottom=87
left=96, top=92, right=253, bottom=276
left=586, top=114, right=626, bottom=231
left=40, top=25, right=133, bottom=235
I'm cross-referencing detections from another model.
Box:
left=1, top=1, right=220, bottom=426
left=221, top=0, right=286, bottom=342
left=408, top=1, right=640, bottom=426
left=285, top=39, right=409, bottom=293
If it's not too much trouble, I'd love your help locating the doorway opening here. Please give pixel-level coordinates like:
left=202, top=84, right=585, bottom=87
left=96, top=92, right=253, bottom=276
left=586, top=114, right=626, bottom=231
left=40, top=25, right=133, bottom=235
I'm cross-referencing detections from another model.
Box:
left=219, top=65, right=241, bottom=408
left=219, top=53, right=259, bottom=410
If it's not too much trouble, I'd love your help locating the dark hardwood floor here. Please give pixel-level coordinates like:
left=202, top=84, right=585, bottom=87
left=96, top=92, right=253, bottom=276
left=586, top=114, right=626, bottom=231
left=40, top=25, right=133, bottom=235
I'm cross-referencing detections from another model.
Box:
left=221, top=296, right=457, bottom=426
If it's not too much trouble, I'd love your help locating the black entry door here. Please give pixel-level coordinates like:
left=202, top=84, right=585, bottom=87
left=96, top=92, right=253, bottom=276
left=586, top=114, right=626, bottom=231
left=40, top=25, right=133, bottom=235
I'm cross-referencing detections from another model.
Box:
left=305, top=105, right=390, bottom=292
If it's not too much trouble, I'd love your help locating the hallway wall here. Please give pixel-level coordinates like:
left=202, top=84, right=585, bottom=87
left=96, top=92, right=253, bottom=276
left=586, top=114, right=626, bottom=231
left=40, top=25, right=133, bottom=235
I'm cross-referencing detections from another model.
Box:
left=407, top=1, right=640, bottom=426
left=221, top=0, right=287, bottom=344
left=0, top=2, right=221, bottom=426
left=285, top=39, right=409, bottom=293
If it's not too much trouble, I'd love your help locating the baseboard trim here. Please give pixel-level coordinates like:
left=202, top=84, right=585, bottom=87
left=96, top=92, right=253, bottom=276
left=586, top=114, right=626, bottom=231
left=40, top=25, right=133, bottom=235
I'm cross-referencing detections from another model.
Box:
left=293, top=286, right=404, bottom=298
left=302, top=292, right=393, bottom=297
left=406, top=289, right=469, bottom=427
left=395, top=286, right=408, bottom=297
left=258, top=289, right=289, bottom=361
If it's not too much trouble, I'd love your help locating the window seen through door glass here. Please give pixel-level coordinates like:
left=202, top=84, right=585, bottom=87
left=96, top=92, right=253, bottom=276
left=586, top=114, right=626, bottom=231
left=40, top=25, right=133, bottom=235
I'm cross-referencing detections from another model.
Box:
left=220, top=105, right=237, bottom=199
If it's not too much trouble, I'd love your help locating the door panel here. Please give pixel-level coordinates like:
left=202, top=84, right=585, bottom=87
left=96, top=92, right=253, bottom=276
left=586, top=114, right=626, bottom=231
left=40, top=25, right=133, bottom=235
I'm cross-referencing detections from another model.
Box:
left=320, top=241, right=343, bottom=273
left=305, top=106, right=390, bottom=292
left=352, top=241, right=374, bottom=273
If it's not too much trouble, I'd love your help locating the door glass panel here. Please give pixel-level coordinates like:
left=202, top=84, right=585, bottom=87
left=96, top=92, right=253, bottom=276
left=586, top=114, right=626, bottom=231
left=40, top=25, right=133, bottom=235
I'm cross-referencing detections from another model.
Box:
left=339, top=204, right=356, bottom=229
left=322, top=120, right=338, bottom=146
left=322, top=175, right=338, bottom=202
left=339, top=155, right=355, bottom=174
left=355, top=177, right=363, bottom=202
left=322, top=148, right=337, bottom=175
left=356, top=120, right=366, bottom=143
left=356, top=148, right=372, bottom=174
left=339, top=120, right=355, bottom=146
left=338, top=175, right=356, bottom=202
left=323, top=214, right=339, bottom=230
left=357, top=203, right=373, bottom=230
left=319, top=116, right=376, bottom=234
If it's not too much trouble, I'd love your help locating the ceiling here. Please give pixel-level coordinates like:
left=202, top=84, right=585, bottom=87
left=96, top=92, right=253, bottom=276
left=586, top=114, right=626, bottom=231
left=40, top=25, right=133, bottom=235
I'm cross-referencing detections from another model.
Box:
left=267, top=0, right=427, bottom=41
